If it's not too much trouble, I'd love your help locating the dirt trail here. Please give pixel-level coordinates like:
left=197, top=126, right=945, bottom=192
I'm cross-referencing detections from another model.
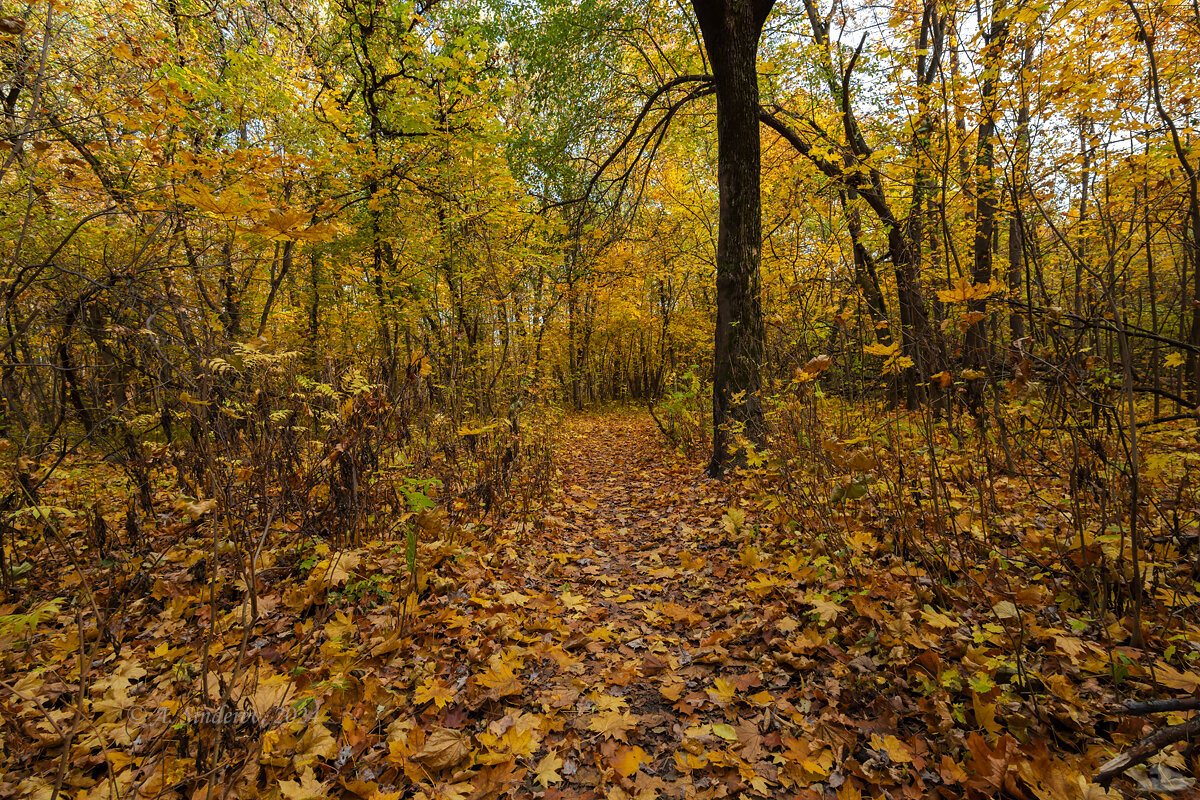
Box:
left=427, top=413, right=803, bottom=799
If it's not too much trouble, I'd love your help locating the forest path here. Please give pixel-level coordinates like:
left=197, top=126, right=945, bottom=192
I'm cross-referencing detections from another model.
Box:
left=428, top=412, right=808, bottom=798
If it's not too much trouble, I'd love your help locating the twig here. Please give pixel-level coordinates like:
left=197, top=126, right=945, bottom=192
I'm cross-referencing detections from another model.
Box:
left=1123, top=697, right=1200, bottom=715
left=646, top=398, right=674, bottom=443
left=1096, top=715, right=1200, bottom=786
left=50, top=606, right=96, bottom=800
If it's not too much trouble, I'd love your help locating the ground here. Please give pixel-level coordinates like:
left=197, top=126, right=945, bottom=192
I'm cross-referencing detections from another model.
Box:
left=2, top=412, right=1194, bottom=800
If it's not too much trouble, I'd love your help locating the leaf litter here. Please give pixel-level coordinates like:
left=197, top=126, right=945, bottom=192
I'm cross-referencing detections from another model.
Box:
left=4, top=413, right=1200, bottom=799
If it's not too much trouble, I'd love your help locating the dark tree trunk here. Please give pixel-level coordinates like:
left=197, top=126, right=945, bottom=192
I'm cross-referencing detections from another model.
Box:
left=1008, top=44, right=1033, bottom=343
left=691, top=0, right=774, bottom=477
left=965, top=11, right=1007, bottom=411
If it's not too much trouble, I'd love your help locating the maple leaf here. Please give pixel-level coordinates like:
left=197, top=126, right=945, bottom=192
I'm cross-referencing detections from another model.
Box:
left=559, top=590, right=588, bottom=611
left=593, top=693, right=628, bottom=712
left=478, top=712, right=543, bottom=761
left=587, top=709, right=638, bottom=740
left=658, top=601, right=703, bottom=626
left=800, top=354, right=833, bottom=377
left=1154, top=662, right=1200, bottom=691
left=414, top=677, right=455, bottom=709
left=805, top=593, right=845, bottom=623
left=674, top=749, right=709, bottom=772
left=707, top=678, right=736, bottom=705
left=971, top=693, right=1003, bottom=736
left=412, top=727, right=472, bottom=771
left=534, top=751, right=564, bottom=787
left=955, top=310, right=989, bottom=332
left=279, top=768, right=329, bottom=800
left=744, top=572, right=781, bottom=597
left=659, top=677, right=686, bottom=701
left=498, top=590, right=529, bottom=606
left=921, top=607, right=958, bottom=630
left=937, top=277, right=1003, bottom=304
left=610, top=745, right=649, bottom=778
left=864, top=341, right=900, bottom=358
left=720, top=508, right=746, bottom=534
left=294, top=721, right=338, bottom=768
left=420, top=782, right=474, bottom=800
left=870, top=734, right=913, bottom=764
left=992, top=600, right=1018, bottom=620
left=476, top=658, right=523, bottom=699
left=939, top=755, right=968, bottom=784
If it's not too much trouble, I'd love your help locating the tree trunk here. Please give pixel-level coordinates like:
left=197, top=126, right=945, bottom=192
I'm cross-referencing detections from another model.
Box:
left=965, top=9, right=1007, bottom=411
left=691, top=0, right=774, bottom=477
left=1007, top=44, right=1033, bottom=342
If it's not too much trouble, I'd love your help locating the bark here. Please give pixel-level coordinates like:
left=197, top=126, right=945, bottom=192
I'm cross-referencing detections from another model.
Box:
left=1007, top=45, right=1033, bottom=341
left=691, top=0, right=775, bottom=476
left=257, top=240, right=294, bottom=339
left=965, top=9, right=1008, bottom=410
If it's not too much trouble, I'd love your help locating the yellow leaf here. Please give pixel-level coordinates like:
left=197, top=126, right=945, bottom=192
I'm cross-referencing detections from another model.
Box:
left=922, top=608, right=958, bottom=630
left=973, top=692, right=1002, bottom=735
left=870, top=733, right=913, bottom=763
left=938, top=277, right=1002, bottom=304
left=711, top=723, right=738, bottom=742
left=179, top=184, right=270, bottom=218
left=476, top=658, right=523, bottom=699
left=992, top=600, right=1018, bottom=620
left=838, top=784, right=863, bottom=800
left=559, top=591, right=588, bottom=611
left=659, top=677, right=685, bottom=702
left=806, top=593, right=845, bottom=623
left=864, top=342, right=900, bottom=357
left=588, top=710, right=638, bottom=740
left=658, top=601, right=704, bottom=626
left=674, top=749, right=709, bottom=771
left=279, top=768, right=329, bottom=800
left=534, top=751, right=563, bottom=787
left=414, top=677, right=455, bottom=709
left=294, top=721, right=338, bottom=767
left=956, top=311, right=989, bottom=332
left=1155, top=662, right=1200, bottom=691
left=610, top=745, right=649, bottom=778
left=800, top=354, right=833, bottom=376
left=498, top=590, right=529, bottom=606
left=707, top=678, right=736, bottom=705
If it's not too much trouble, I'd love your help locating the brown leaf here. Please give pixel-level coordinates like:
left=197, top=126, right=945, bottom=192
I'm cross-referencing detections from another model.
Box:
left=413, top=727, right=471, bottom=771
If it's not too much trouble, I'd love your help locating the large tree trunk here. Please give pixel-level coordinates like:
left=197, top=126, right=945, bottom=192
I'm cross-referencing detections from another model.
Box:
left=691, top=0, right=774, bottom=477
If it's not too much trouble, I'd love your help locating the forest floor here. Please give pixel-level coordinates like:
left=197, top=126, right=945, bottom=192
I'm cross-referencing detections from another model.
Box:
left=5, top=411, right=1200, bottom=800
left=325, top=412, right=1193, bottom=800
